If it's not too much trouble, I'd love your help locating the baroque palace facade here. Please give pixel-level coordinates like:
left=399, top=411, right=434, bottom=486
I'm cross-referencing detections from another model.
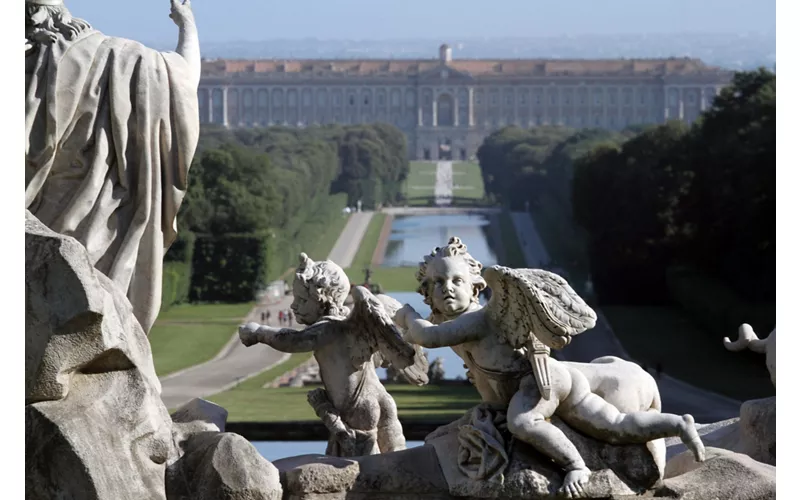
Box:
left=199, top=44, right=734, bottom=160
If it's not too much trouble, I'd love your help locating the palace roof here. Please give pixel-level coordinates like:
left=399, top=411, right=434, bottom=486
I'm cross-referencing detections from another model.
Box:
left=201, top=57, right=726, bottom=78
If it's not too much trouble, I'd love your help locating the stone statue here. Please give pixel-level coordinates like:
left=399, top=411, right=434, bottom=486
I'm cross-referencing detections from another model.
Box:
left=239, top=253, right=428, bottom=457
left=25, top=0, right=200, bottom=334
left=393, top=237, right=705, bottom=498
left=724, top=323, right=776, bottom=386
left=428, top=356, right=446, bottom=383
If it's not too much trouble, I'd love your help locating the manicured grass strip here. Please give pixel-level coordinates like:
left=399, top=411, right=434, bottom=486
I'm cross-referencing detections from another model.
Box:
left=216, top=382, right=480, bottom=422
left=498, top=212, right=527, bottom=268
left=150, top=302, right=255, bottom=377
left=403, top=161, right=437, bottom=199
left=347, top=213, right=386, bottom=271
left=451, top=161, right=485, bottom=200
left=345, top=266, right=419, bottom=293
left=603, top=306, right=774, bottom=402
left=528, top=193, right=591, bottom=285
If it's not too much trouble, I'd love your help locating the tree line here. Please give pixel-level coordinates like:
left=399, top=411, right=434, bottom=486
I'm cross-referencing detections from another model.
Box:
left=477, top=68, right=775, bottom=335
left=162, top=123, right=409, bottom=306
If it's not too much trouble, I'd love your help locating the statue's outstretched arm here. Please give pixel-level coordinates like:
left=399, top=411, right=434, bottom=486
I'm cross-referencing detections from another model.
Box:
left=169, top=0, right=200, bottom=87
left=239, top=321, right=330, bottom=353
left=396, top=305, right=484, bottom=348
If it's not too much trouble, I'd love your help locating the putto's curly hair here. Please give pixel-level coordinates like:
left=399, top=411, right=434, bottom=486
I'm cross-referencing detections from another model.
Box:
left=25, top=2, right=92, bottom=49
left=294, top=253, right=351, bottom=318
left=416, top=237, right=486, bottom=316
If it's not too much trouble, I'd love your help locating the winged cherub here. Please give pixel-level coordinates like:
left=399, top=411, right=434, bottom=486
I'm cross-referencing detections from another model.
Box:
left=239, top=253, right=427, bottom=457
left=394, top=237, right=705, bottom=498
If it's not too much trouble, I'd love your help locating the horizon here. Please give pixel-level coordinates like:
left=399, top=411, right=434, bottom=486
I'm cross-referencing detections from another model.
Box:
left=65, top=0, right=776, bottom=44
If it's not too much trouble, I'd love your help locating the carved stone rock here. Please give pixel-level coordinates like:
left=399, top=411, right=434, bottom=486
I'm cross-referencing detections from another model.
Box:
left=25, top=210, right=173, bottom=500
left=666, top=397, right=775, bottom=467
left=661, top=448, right=775, bottom=500
left=167, top=398, right=283, bottom=500
left=425, top=407, right=662, bottom=499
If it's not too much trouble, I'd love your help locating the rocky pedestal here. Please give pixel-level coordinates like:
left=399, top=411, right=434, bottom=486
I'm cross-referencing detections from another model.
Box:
left=25, top=211, right=282, bottom=500
left=274, top=405, right=776, bottom=500
left=666, top=396, right=776, bottom=467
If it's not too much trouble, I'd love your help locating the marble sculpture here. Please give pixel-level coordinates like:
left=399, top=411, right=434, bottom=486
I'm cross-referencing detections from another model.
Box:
left=392, top=237, right=706, bottom=498
left=239, top=253, right=428, bottom=457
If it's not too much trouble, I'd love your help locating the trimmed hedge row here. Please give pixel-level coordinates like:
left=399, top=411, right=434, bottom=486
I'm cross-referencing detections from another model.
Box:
left=160, top=232, right=197, bottom=310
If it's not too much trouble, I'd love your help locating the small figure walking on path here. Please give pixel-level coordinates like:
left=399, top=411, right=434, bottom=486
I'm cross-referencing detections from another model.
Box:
left=278, top=310, right=285, bottom=325
left=266, top=311, right=272, bottom=325
left=287, top=310, right=294, bottom=327
left=261, top=311, right=266, bottom=322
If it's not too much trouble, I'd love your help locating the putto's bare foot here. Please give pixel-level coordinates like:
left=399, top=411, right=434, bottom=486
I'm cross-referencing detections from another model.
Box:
left=238, top=322, right=260, bottom=346
left=559, top=467, right=591, bottom=498
left=680, top=414, right=705, bottom=462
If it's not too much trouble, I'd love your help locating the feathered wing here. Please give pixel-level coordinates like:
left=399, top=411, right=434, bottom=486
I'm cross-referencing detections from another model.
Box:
left=346, top=287, right=429, bottom=385
left=482, top=266, right=597, bottom=350
left=376, top=293, right=429, bottom=386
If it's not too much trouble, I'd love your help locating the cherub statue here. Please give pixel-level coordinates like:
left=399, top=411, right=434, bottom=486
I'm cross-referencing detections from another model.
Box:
left=239, top=253, right=428, bottom=457
left=394, top=237, right=705, bottom=498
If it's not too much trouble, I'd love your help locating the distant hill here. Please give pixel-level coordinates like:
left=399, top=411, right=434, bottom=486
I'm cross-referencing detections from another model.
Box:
left=149, top=33, right=775, bottom=71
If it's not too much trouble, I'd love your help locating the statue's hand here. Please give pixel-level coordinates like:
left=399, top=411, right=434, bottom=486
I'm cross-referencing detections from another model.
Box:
left=239, top=322, right=261, bottom=347
left=393, top=304, right=416, bottom=330
left=169, top=0, right=195, bottom=28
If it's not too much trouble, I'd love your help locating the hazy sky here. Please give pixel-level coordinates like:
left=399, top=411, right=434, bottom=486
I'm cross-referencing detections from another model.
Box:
left=65, top=0, right=776, bottom=43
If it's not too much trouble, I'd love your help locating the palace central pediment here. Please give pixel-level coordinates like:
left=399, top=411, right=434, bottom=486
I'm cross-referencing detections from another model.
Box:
left=416, top=64, right=475, bottom=84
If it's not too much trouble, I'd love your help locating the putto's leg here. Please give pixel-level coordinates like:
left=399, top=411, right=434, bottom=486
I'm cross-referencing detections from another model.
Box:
left=507, top=375, right=590, bottom=499
left=560, top=390, right=704, bottom=462
left=376, top=392, right=406, bottom=453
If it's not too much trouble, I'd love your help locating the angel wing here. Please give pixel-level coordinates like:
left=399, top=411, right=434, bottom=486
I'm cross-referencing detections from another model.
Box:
left=346, top=287, right=429, bottom=385
left=483, top=266, right=597, bottom=351
left=375, top=293, right=429, bottom=386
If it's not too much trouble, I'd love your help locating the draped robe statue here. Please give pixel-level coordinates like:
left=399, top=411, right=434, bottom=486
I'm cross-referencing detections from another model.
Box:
left=25, top=0, right=201, bottom=333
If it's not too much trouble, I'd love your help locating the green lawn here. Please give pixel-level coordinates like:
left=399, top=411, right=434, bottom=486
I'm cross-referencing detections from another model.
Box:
left=346, top=213, right=386, bottom=271
left=452, top=161, right=485, bottom=200
left=528, top=193, right=591, bottom=286
left=404, top=161, right=437, bottom=199
left=150, top=302, right=255, bottom=377
left=212, top=376, right=481, bottom=422
left=498, top=211, right=527, bottom=268
left=346, top=266, right=419, bottom=293
left=603, top=306, right=774, bottom=402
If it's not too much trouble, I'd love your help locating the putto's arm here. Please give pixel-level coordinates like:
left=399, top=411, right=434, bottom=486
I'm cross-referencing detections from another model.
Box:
left=169, top=0, right=200, bottom=87
left=239, top=321, right=331, bottom=353
left=399, top=306, right=484, bottom=348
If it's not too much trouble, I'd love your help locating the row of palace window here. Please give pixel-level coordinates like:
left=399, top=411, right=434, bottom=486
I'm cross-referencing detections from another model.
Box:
left=209, top=89, right=418, bottom=108
left=207, top=88, right=716, bottom=115
left=471, top=89, right=711, bottom=107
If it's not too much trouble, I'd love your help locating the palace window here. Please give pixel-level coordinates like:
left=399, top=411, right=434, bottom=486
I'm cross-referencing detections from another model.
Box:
left=377, top=93, right=385, bottom=106
left=519, top=93, right=528, bottom=105
left=609, top=92, right=616, bottom=105
left=491, top=93, right=498, bottom=105
left=564, top=94, right=571, bottom=105
left=349, top=95, right=355, bottom=106
left=505, top=94, right=513, bottom=106
left=391, top=91, right=400, bottom=106
left=688, top=92, right=697, bottom=105
left=288, top=92, right=297, bottom=106
left=534, top=93, right=541, bottom=105
left=550, top=94, right=557, bottom=105
left=363, top=94, right=370, bottom=106
left=302, top=92, right=311, bottom=106
left=317, top=91, right=327, bottom=106
left=475, top=93, right=482, bottom=105
left=594, top=94, right=602, bottom=106
left=333, top=93, right=341, bottom=106
left=579, top=95, right=585, bottom=105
